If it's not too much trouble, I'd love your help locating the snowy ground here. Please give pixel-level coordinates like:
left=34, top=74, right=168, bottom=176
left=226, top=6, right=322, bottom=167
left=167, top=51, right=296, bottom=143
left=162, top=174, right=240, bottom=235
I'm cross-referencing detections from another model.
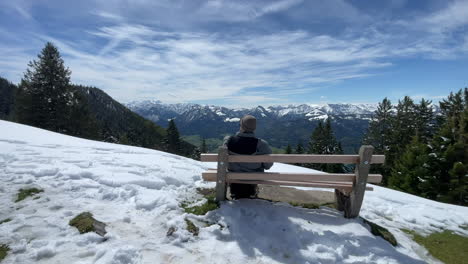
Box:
left=1, top=120, right=467, bottom=264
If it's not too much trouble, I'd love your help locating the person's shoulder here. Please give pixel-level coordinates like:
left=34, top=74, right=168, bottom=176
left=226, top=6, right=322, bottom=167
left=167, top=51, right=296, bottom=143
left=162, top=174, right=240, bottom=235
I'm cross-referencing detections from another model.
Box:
left=257, top=138, right=270, bottom=146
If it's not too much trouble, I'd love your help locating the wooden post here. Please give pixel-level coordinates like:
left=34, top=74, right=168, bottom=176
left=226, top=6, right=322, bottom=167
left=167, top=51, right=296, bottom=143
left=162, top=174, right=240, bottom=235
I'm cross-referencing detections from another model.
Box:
left=334, top=189, right=348, bottom=212
left=215, top=146, right=229, bottom=202
left=344, top=145, right=374, bottom=218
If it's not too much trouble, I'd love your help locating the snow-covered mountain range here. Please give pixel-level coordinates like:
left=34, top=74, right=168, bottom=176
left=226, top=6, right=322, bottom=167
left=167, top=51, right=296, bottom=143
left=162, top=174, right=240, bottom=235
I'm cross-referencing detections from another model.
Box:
left=126, top=101, right=378, bottom=151
left=126, top=100, right=378, bottom=123
left=1, top=120, right=467, bottom=263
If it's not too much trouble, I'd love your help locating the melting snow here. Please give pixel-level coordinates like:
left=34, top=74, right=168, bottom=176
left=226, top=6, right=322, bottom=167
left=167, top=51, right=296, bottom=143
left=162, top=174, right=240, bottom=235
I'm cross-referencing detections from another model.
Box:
left=0, top=120, right=467, bottom=264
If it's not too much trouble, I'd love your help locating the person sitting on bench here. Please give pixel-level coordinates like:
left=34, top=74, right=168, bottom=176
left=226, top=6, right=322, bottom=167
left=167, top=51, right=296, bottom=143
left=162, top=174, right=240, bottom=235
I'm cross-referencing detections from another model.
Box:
left=223, top=115, right=274, bottom=199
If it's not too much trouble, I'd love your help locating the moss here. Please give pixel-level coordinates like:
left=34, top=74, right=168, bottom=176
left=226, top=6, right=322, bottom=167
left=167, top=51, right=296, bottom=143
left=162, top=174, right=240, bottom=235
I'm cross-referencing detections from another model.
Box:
left=69, top=212, right=95, bottom=234
left=321, top=202, right=337, bottom=209
left=181, top=189, right=219, bottom=216
left=404, top=229, right=468, bottom=264
left=15, top=188, right=43, bottom=202
left=196, top=188, right=216, bottom=197
left=0, top=244, right=9, bottom=262
left=363, top=219, right=397, bottom=246
left=289, top=202, right=320, bottom=209
left=0, top=218, right=12, bottom=225
left=185, top=219, right=199, bottom=236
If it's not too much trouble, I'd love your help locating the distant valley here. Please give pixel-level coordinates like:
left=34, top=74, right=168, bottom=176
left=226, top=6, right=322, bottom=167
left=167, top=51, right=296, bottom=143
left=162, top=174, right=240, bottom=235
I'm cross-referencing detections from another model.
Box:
left=127, top=101, right=378, bottom=153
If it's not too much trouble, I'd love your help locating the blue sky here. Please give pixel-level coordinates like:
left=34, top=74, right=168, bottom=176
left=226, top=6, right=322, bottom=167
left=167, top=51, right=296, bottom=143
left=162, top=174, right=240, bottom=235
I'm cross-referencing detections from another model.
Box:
left=0, top=0, right=467, bottom=107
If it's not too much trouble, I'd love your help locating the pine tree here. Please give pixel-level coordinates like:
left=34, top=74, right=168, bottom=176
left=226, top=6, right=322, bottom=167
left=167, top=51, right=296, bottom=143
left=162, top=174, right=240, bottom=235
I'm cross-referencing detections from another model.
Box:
left=295, top=142, right=304, bottom=154
left=448, top=162, right=468, bottom=205
left=363, top=98, right=395, bottom=186
left=16, top=42, right=72, bottom=132
left=200, top=138, right=207, bottom=153
left=363, top=98, right=394, bottom=154
left=0, top=77, right=17, bottom=120
left=414, top=98, right=435, bottom=143
left=165, top=119, right=181, bottom=154
left=387, top=96, right=417, bottom=175
left=285, top=144, right=292, bottom=154
left=389, top=136, right=430, bottom=195
left=307, top=119, right=344, bottom=172
left=427, top=88, right=467, bottom=203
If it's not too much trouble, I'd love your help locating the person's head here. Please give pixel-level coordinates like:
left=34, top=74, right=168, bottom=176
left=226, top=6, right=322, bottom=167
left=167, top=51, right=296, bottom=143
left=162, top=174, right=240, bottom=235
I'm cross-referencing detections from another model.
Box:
left=240, top=115, right=256, bottom=133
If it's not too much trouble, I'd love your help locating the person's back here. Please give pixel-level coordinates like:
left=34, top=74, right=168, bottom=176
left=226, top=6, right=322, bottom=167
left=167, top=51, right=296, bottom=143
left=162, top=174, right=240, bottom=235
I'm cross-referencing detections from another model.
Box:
left=223, top=115, right=273, bottom=199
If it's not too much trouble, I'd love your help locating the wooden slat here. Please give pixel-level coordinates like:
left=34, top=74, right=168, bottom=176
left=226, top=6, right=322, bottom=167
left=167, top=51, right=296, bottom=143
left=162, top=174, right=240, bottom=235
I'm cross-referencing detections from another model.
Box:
left=200, top=154, right=385, bottom=164
left=228, top=179, right=373, bottom=191
left=202, top=170, right=382, bottom=183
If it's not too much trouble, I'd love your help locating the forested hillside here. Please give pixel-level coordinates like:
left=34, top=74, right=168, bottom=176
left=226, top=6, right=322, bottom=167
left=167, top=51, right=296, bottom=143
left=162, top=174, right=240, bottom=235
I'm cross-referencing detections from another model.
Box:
left=0, top=42, right=198, bottom=159
left=364, top=91, right=468, bottom=205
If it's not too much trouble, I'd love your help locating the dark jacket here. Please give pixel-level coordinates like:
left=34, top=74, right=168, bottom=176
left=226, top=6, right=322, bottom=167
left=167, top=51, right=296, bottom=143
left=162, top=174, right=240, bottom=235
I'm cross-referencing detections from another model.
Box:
left=223, top=132, right=274, bottom=172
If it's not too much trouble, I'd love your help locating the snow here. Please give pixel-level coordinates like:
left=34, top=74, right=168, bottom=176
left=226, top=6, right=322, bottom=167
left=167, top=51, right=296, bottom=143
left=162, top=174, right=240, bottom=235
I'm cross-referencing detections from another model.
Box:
left=224, top=117, right=240, bottom=122
left=1, top=120, right=468, bottom=264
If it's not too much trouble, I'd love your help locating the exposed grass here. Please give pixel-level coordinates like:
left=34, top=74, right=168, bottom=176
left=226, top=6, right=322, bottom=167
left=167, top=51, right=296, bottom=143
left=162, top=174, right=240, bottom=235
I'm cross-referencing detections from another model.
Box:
left=0, top=244, right=9, bottom=262
left=15, top=188, right=43, bottom=202
left=320, top=202, right=337, bottom=209
left=181, top=188, right=219, bottom=216
left=403, top=229, right=468, bottom=264
left=185, top=219, right=199, bottom=236
left=289, top=202, right=320, bottom=209
left=69, top=212, right=96, bottom=234
left=460, top=225, right=468, bottom=231
left=363, top=219, right=397, bottom=246
left=0, top=218, right=12, bottom=225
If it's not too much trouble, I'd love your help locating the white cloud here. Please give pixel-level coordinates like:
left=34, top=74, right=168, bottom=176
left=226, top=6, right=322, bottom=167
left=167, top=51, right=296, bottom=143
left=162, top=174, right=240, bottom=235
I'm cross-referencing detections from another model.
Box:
left=1, top=0, right=468, bottom=107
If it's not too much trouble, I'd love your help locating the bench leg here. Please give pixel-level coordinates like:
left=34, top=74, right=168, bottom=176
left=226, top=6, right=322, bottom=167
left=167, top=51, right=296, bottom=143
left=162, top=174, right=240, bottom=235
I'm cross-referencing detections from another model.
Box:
left=344, top=146, right=373, bottom=218
left=215, top=147, right=229, bottom=202
left=334, top=189, right=349, bottom=212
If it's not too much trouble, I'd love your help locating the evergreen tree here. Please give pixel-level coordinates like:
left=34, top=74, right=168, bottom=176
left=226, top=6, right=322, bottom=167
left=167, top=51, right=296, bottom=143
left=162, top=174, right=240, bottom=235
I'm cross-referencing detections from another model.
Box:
left=285, top=144, right=292, bottom=154
left=363, top=98, right=394, bottom=154
left=295, top=142, right=304, bottom=154
left=16, top=42, right=72, bottom=132
left=414, top=98, right=435, bottom=143
left=307, top=119, right=344, bottom=172
left=387, top=96, right=417, bottom=174
left=165, top=119, right=181, bottom=154
left=448, top=162, right=468, bottom=205
left=0, top=77, right=17, bottom=120
left=200, top=138, right=207, bottom=153
left=363, top=98, right=395, bottom=186
left=389, top=136, right=430, bottom=195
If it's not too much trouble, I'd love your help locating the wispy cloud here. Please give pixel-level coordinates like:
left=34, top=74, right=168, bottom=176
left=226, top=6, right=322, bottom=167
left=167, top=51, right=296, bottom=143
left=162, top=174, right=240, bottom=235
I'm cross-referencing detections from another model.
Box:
left=0, top=0, right=467, bottom=107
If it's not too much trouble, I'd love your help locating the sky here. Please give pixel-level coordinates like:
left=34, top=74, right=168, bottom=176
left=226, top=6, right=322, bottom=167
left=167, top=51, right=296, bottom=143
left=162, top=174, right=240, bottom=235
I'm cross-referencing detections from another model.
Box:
left=0, top=0, right=467, bottom=107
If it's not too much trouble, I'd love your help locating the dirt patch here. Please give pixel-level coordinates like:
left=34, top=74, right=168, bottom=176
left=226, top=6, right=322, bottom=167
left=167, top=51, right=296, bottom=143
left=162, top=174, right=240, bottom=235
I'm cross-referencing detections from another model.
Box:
left=256, top=185, right=335, bottom=205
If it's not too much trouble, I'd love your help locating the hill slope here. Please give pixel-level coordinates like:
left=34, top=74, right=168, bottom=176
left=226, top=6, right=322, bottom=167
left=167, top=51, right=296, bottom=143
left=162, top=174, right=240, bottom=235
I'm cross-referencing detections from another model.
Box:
left=1, top=120, right=467, bottom=263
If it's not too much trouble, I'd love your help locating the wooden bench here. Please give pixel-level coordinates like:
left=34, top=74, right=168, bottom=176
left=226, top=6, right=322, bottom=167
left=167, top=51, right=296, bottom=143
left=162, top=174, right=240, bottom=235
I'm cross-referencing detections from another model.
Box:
left=201, top=145, right=385, bottom=218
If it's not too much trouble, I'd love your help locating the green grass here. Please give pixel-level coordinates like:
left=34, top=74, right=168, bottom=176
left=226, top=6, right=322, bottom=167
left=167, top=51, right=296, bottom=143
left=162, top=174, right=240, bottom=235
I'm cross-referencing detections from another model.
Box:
left=15, top=188, right=43, bottom=202
left=403, top=229, right=468, bottom=264
left=181, top=188, right=219, bottom=216
left=0, top=244, right=9, bottom=262
left=289, top=202, right=320, bottom=209
left=0, top=218, right=12, bottom=225
left=185, top=219, right=199, bottom=236
left=363, top=219, right=397, bottom=246
left=69, top=212, right=96, bottom=234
